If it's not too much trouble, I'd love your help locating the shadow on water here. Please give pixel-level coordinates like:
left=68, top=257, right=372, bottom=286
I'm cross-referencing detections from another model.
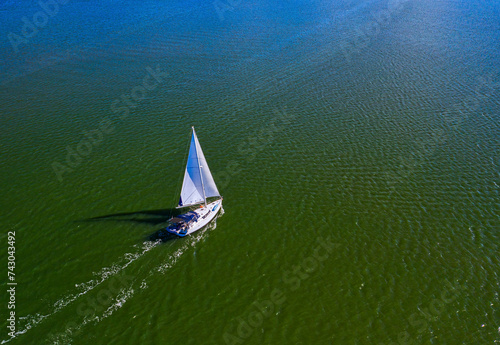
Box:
left=147, top=229, right=179, bottom=242
left=80, top=207, right=222, bottom=243
left=79, top=208, right=182, bottom=242
left=84, top=208, right=180, bottom=224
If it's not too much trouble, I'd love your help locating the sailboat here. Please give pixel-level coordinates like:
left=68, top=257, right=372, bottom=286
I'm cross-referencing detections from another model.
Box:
left=165, top=127, right=223, bottom=237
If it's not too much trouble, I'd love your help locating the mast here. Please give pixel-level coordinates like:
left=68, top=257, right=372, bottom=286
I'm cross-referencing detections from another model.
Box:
left=193, top=126, right=207, bottom=206
left=178, top=126, right=218, bottom=208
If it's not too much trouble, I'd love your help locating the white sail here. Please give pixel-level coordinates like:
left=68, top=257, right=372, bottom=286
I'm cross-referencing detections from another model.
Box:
left=178, top=128, right=220, bottom=207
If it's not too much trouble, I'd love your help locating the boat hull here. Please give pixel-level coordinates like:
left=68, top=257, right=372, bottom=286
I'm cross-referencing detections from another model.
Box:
left=165, top=200, right=222, bottom=237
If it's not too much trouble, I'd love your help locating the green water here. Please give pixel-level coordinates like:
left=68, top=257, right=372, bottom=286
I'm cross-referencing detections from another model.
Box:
left=1, top=0, right=499, bottom=344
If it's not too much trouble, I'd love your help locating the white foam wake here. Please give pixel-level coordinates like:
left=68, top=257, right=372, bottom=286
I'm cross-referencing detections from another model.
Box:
left=3, top=219, right=219, bottom=345
left=45, top=223, right=217, bottom=344
left=1, top=240, right=161, bottom=344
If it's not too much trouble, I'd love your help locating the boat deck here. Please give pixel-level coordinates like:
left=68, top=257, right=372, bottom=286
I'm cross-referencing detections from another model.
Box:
left=165, top=200, right=222, bottom=237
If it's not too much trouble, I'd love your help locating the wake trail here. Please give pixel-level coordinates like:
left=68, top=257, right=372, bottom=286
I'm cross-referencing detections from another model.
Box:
left=46, top=223, right=216, bottom=344
left=1, top=240, right=161, bottom=344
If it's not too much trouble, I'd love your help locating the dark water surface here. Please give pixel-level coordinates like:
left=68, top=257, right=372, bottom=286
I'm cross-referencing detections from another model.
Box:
left=1, top=0, right=499, bottom=344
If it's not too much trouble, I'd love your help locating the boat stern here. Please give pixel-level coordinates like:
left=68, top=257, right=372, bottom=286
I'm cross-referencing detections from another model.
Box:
left=165, top=223, right=188, bottom=237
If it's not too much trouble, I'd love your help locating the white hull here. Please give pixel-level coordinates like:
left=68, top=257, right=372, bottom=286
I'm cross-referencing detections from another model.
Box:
left=166, top=200, right=222, bottom=237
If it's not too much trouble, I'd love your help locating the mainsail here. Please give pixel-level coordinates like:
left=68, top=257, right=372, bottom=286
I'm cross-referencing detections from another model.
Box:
left=178, top=127, right=220, bottom=208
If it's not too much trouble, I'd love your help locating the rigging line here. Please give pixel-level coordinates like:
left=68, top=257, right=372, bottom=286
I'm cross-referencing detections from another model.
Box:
left=193, top=127, right=207, bottom=206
